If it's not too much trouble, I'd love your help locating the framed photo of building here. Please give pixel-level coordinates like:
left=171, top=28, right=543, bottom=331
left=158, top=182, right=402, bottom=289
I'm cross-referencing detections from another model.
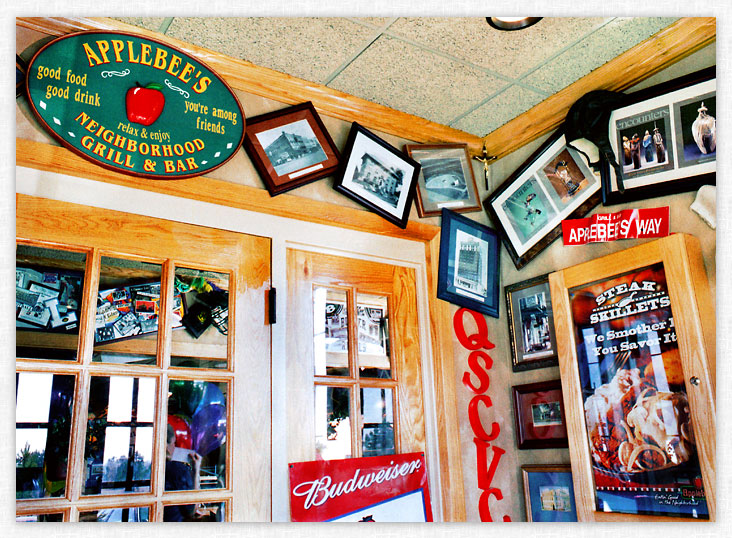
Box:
left=484, top=130, right=601, bottom=270
left=521, top=465, right=577, bottom=522
left=603, top=67, right=715, bottom=205
left=512, top=379, right=568, bottom=449
left=335, top=123, right=421, bottom=229
left=403, top=144, right=481, bottom=218
left=436, top=208, right=500, bottom=318
left=505, top=273, right=558, bottom=372
left=243, top=101, right=340, bottom=196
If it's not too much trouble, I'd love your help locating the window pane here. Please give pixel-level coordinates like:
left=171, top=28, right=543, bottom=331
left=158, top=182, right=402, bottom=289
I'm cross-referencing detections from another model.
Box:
left=164, top=500, right=226, bottom=522
left=93, top=257, right=163, bottom=365
left=83, top=376, right=155, bottom=495
left=79, top=507, right=150, bottom=522
left=314, top=386, right=351, bottom=460
left=16, top=513, right=64, bottom=522
left=356, top=294, right=391, bottom=378
left=16, top=244, right=85, bottom=361
left=166, top=380, right=227, bottom=492
left=313, top=287, right=349, bottom=376
left=360, top=387, right=395, bottom=457
left=171, top=268, right=229, bottom=369
left=16, top=372, right=75, bottom=499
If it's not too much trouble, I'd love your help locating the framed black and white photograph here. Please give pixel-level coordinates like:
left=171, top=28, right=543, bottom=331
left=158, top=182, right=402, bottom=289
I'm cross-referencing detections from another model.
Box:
left=335, top=123, right=421, bottom=229
left=243, top=101, right=340, bottom=196
left=505, top=273, right=558, bottom=372
left=484, top=130, right=601, bottom=270
left=437, top=208, right=500, bottom=318
left=603, top=66, right=715, bottom=205
left=403, top=144, right=481, bottom=217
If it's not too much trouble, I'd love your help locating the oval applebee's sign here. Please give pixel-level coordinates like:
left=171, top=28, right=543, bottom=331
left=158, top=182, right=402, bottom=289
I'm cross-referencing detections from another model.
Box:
left=26, top=31, right=245, bottom=179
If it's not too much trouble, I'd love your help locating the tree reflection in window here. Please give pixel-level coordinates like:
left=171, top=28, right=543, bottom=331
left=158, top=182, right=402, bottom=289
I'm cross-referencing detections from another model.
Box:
left=83, top=376, right=155, bottom=495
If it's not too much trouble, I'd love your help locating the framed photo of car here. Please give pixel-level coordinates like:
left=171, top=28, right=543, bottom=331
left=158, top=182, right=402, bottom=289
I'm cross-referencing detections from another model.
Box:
left=603, top=66, right=716, bottom=205
left=548, top=234, right=716, bottom=521
left=521, top=464, right=577, bottom=522
left=505, top=273, right=558, bottom=372
left=484, top=130, right=601, bottom=270
left=512, top=379, right=568, bottom=449
left=436, top=208, right=500, bottom=318
left=403, top=143, right=481, bottom=218
left=335, top=123, right=421, bottom=229
left=243, top=101, right=340, bottom=196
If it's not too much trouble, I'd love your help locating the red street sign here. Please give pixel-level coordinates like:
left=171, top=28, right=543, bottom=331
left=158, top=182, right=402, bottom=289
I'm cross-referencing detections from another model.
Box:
left=288, top=452, right=432, bottom=522
left=562, top=207, right=670, bottom=245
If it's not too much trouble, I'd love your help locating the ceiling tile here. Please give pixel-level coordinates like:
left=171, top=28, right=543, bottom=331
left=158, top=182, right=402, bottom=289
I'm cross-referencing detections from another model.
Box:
left=387, top=17, right=608, bottom=79
left=113, top=17, right=168, bottom=33
left=328, top=35, right=507, bottom=127
left=523, top=17, right=679, bottom=94
left=349, top=18, right=394, bottom=29
left=453, top=85, right=545, bottom=137
left=165, top=17, right=377, bottom=83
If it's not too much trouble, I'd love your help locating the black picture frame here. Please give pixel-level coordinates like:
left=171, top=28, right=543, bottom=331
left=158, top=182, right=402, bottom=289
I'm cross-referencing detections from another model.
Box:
left=243, top=101, right=340, bottom=196
left=334, top=123, right=421, bottom=229
left=505, top=273, right=558, bottom=372
left=512, top=379, right=568, bottom=450
left=437, top=208, right=500, bottom=318
left=484, top=130, right=602, bottom=270
left=602, top=66, right=716, bottom=205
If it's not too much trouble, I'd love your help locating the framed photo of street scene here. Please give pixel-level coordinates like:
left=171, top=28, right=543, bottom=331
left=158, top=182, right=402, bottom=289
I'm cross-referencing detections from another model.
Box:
left=603, top=67, right=716, bottom=205
left=522, top=465, right=578, bottom=522
left=512, top=379, right=568, bottom=450
left=335, top=123, right=421, bottom=229
left=484, top=131, right=602, bottom=270
left=505, top=273, right=558, bottom=372
left=436, top=208, right=500, bottom=318
left=243, top=101, right=340, bottom=196
left=403, top=143, right=481, bottom=218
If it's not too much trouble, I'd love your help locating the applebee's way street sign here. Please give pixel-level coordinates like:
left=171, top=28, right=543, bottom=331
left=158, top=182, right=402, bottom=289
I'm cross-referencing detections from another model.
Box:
left=25, top=31, right=245, bottom=179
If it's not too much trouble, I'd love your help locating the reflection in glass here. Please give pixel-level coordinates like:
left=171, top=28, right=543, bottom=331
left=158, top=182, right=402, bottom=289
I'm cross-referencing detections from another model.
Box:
left=83, top=376, right=155, bottom=495
left=360, top=387, right=395, bottom=457
left=313, top=287, right=349, bottom=376
left=16, top=513, right=64, bottom=522
left=79, top=507, right=150, bottom=522
left=171, top=267, right=229, bottom=369
left=16, top=372, right=75, bottom=499
left=93, top=256, right=163, bottom=365
left=357, top=294, right=391, bottom=378
left=314, top=386, right=351, bottom=460
left=16, top=244, right=86, bottom=361
left=164, top=501, right=225, bottom=522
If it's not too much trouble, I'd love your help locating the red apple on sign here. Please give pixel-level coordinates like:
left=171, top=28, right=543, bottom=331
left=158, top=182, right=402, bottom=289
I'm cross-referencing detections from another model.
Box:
left=126, top=82, right=165, bottom=126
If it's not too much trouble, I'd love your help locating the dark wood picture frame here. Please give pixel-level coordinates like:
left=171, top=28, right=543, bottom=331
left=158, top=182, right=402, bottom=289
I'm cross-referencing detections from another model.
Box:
left=437, top=208, right=500, bottom=318
left=505, top=273, right=558, bottom=372
left=335, top=123, right=421, bottom=229
left=403, top=143, right=481, bottom=218
left=243, top=101, right=340, bottom=196
left=484, top=130, right=601, bottom=270
left=602, top=66, right=716, bottom=205
left=512, top=379, right=568, bottom=449
left=521, top=464, right=577, bottom=522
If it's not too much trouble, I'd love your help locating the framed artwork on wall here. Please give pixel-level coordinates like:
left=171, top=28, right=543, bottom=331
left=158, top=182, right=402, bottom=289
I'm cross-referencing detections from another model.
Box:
left=484, top=130, right=601, bottom=270
left=403, top=143, right=481, bottom=218
left=512, top=379, right=568, bottom=449
left=521, top=464, right=577, bottom=522
left=335, top=123, right=421, bottom=229
left=603, top=66, right=716, bottom=205
left=243, top=101, right=340, bottom=196
left=436, top=208, right=500, bottom=318
left=505, top=273, right=558, bottom=372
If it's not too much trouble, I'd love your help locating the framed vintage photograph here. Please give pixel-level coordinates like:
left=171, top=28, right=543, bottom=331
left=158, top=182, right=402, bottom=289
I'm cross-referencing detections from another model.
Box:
left=512, top=379, right=568, bottom=449
left=484, top=130, right=601, bottom=270
left=243, top=101, right=340, bottom=196
left=335, top=123, right=421, bottom=229
left=522, top=465, right=577, bottom=522
left=437, top=208, right=500, bottom=318
left=403, top=144, right=481, bottom=217
left=505, top=273, right=558, bottom=372
left=603, top=66, right=715, bottom=205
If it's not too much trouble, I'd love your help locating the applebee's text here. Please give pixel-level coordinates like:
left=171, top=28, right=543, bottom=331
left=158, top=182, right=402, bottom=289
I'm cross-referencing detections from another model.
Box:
left=454, top=308, right=511, bottom=522
left=562, top=207, right=669, bottom=245
left=292, top=459, right=422, bottom=510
